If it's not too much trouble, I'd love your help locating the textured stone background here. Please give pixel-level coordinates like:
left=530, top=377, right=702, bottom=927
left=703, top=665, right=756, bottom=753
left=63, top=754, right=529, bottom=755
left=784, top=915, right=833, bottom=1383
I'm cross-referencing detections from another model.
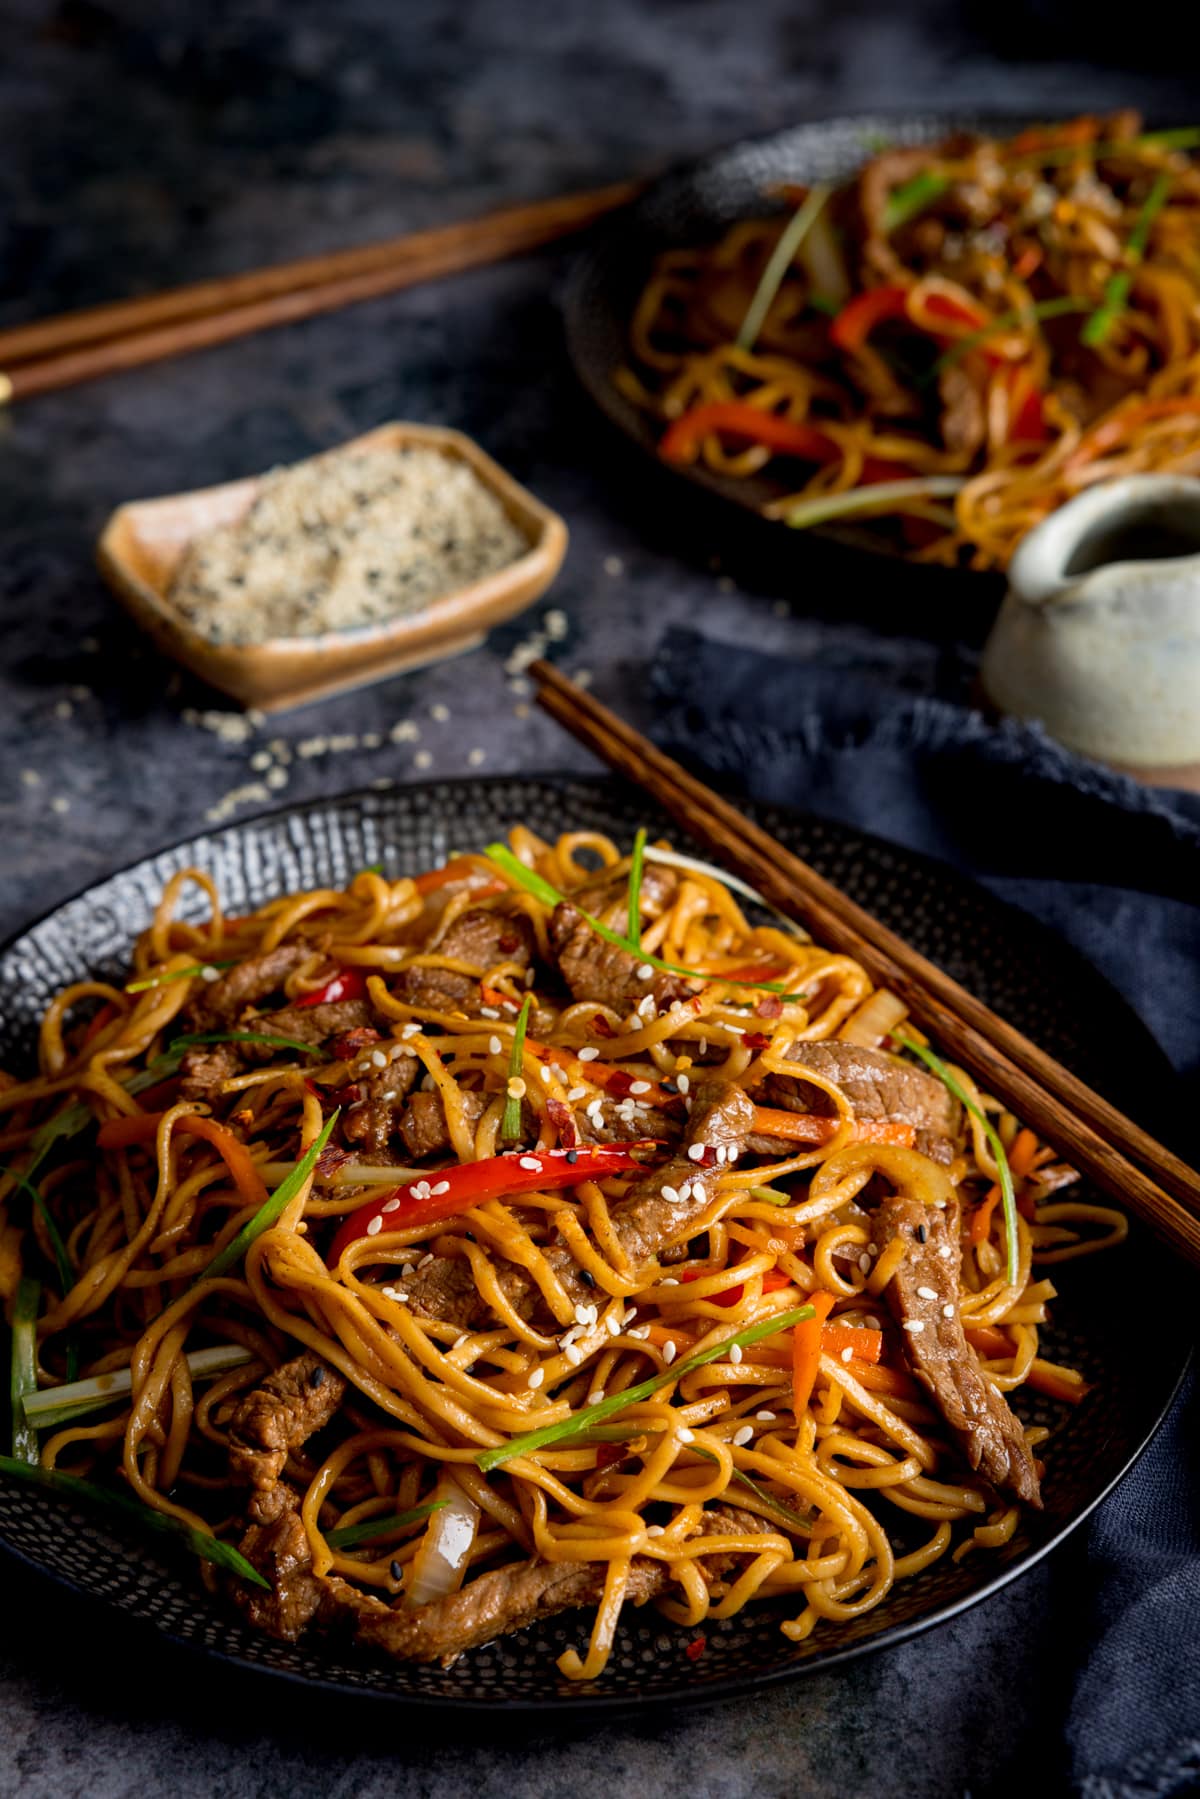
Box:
left=0, top=3, right=1191, bottom=1794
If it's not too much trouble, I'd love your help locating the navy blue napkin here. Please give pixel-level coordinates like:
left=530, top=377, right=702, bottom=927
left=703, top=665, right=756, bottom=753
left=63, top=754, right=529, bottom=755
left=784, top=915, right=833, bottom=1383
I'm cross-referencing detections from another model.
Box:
left=649, top=624, right=1200, bottom=1798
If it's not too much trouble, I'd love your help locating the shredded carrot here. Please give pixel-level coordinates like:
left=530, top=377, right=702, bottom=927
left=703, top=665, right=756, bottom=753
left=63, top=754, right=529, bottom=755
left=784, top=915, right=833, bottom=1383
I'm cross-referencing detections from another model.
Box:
left=96, top=1112, right=269, bottom=1211
left=750, top=1106, right=916, bottom=1148
left=969, top=1190, right=1001, bottom=1247
left=844, top=1361, right=919, bottom=1399
left=965, top=1324, right=1014, bottom=1360
left=975, top=1127, right=1048, bottom=1236
left=791, top=1290, right=836, bottom=1423
left=642, top=1323, right=695, bottom=1354
left=531, top=1041, right=679, bottom=1111
left=822, top=1325, right=884, bottom=1364
left=413, top=857, right=505, bottom=898
left=1025, top=1359, right=1088, bottom=1404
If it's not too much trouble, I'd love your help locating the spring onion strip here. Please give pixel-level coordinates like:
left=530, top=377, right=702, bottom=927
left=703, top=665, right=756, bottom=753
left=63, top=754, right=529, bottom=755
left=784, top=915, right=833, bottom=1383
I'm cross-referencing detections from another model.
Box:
left=1081, top=172, right=1172, bottom=347
left=485, top=844, right=807, bottom=998
left=1017, top=127, right=1200, bottom=170
left=883, top=170, right=952, bottom=234
left=193, top=1111, right=339, bottom=1285
left=125, top=960, right=237, bottom=994
left=0, top=1452, right=269, bottom=1588
left=694, top=1449, right=813, bottom=1534
left=746, top=1185, right=792, bottom=1206
left=502, top=996, right=532, bottom=1142
left=643, top=846, right=809, bottom=940
left=10, top=1279, right=40, bottom=1464
left=786, top=478, right=965, bottom=531
left=626, top=825, right=648, bottom=947
left=892, top=1031, right=1018, bottom=1286
left=477, top=1304, right=814, bottom=1471
left=932, top=295, right=1092, bottom=375
left=255, top=1160, right=426, bottom=1188
left=23, top=1344, right=254, bottom=1429
left=737, top=183, right=832, bottom=351
left=326, top=1498, right=448, bottom=1550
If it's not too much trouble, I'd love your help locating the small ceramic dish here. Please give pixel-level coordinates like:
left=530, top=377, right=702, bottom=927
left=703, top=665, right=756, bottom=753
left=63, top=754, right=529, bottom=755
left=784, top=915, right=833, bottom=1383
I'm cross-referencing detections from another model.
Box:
left=96, top=422, right=568, bottom=712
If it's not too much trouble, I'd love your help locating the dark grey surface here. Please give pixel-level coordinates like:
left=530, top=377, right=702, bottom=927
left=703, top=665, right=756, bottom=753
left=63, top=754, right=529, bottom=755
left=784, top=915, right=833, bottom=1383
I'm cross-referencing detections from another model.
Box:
left=0, top=4, right=1191, bottom=1794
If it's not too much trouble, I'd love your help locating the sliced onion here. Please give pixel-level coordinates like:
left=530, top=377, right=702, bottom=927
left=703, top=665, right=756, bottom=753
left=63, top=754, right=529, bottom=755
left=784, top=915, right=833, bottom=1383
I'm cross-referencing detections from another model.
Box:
left=643, top=847, right=809, bottom=939
left=404, top=1474, right=480, bottom=1608
left=784, top=477, right=965, bottom=531
left=798, top=201, right=851, bottom=309
left=836, top=988, right=909, bottom=1048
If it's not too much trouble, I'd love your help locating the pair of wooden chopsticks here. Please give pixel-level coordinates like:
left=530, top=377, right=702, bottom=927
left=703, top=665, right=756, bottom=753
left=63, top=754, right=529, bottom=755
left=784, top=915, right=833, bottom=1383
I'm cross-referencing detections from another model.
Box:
left=0, top=180, right=642, bottom=405
left=530, top=659, right=1200, bottom=1270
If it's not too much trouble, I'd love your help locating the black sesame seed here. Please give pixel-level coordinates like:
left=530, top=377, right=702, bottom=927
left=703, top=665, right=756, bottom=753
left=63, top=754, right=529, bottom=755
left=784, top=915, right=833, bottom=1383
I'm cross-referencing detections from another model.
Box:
left=915, top=1224, right=927, bottom=1244
left=390, top=1560, right=403, bottom=1583
left=566, top=1149, right=579, bottom=1164
left=309, top=1365, right=327, bottom=1388
left=578, top=1268, right=596, bottom=1288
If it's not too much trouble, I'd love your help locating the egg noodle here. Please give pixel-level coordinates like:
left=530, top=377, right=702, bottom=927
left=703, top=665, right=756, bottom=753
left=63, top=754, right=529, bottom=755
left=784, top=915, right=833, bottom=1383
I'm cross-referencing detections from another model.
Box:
left=0, top=829, right=1125, bottom=1678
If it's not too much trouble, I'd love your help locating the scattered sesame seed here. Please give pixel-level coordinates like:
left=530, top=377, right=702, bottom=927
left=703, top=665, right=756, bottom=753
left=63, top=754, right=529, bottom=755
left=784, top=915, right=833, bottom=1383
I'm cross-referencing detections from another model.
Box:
left=414, top=750, right=433, bottom=770
left=663, top=1342, right=677, bottom=1365
left=858, top=1253, right=872, bottom=1274
left=646, top=1524, right=664, bottom=1538
left=390, top=1290, right=410, bottom=1304
left=50, top=796, right=69, bottom=815
left=417, top=1253, right=434, bottom=1269
left=366, top=1216, right=383, bottom=1237
left=431, top=703, right=450, bottom=722
left=565, top=1344, right=583, bottom=1366
left=250, top=750, right=272, bottom=772
left=687, top=1144, right=705, bottom=1163
left=678, top=1181, right=692, bottom=1202
left=430, top=1181, right=451, bottom=1196
left=606, top=1313, right=621, bottom=1336
left=527, top=1367, right=545, bottom=1389
left=53, top=700, right=73, bottom=720
left=629, top=1325, right=651, bottom=1340
left=698, top=1038, right=708, bottom=1057
left=488, top=1035, right=503, bottom=1056
left=20, top=769, right=40, bottom=787
left=587, top=1390, right=605, bottom=1405
left=661, top=1185, right=680, bottom=1205
left=539, top=1065, right=551, bottom=1084
left=755, top=1411, right=776, bottom=1422
left=578, top=1046, right=599, bottom=1062
left=371, top=1049, right=388, bottom=1068
left=265, top=767, right=288, bottom=790
left=629, top=1080, right=651, bottom=1095
left=917, top=1286, right=938, bottom=1300
left=732, top=1425, right=754, bottom=1447
left=635, top=963, right=655, bottom=982
left=518, top=1155, right=540, bottom=1171
left=390, top=720, right=419, bottom=743
left=200, top=965, right=221, bottom=983
left=938, top=1244, right=953, bottom=1259
left=903, top=1320, right=925, bottom=1334
left=943, top=1303, right=956, bottom=1318
left=729, top=1344, right=743, bottom=1366
left=467, top=747, right=486, bottom=767
left=676, top=1425, right=693, bottom=1442
left=479, top=1006, right=500, bottom=1019
left=841, top=1346, right=854, bottom=1363
left=381, top=1197, right=402, bottom=1213
left=676, top=1073, right=690, bottom=1096
left=566, top=1086, right=588, bottom=1103
left=401, top=1022, right=421, bottom=1039
left=637, top=995, right=657, bottom=1020
left=659, top=1277, right=679, bottom=1287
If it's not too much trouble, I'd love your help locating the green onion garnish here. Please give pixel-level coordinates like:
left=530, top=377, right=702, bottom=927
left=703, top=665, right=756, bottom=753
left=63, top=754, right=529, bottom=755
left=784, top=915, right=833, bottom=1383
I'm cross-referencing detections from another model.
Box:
left=22, top=1344, right=253, bottom=1432
left=476, top=1304, right=813, bottom=1472
left=892, top=1031, right=1018, bottom=1286
left=193, top=1111, right=339, bottom=1284
left=125, top=960, right=237, bottom=994
left=737, top=184, right=832, bottom=352
left=326, top=1498, right=447, bottom=1550
left=174, top=1029, right=322, bottom=1059
left=1015, top=127, right=1200, bottom=169
left=786, top=477, right=965, bottom=531
left=501, top=996, right=532, bottom=1143
left=883, top=170, right=952, bottom=234
left=694, top=1447, right=813, bottom=1534
left=626, top=826, right=648, bottom=947
left=485, top=842, right=806, bottom=999
left=9, top=1279, right=40, bottom=1464
left=1080, top=171, right=1172, bottom=348
left=747, top=1185, right=792, bottom=1206
left=0, top=1452, right=269, bottom=1588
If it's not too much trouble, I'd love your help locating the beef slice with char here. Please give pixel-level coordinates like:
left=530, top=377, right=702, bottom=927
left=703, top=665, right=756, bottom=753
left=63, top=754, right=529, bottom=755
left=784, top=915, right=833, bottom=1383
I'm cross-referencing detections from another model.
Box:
left=185, top=943, right=314, bottom=1033
left=342, top=1051, right=421, bottom=1157
left=762, top=1041, right=962, bottom=1163
left=229, top=1351, right=346, bottom=1522
left=234, top=1487, right=328, bottom=1641
left=393, top=907, right=536, bottom=1013
left=876, top=1192, right=1041, bottom=1507
left=550, top=865, right=695, bottom=1018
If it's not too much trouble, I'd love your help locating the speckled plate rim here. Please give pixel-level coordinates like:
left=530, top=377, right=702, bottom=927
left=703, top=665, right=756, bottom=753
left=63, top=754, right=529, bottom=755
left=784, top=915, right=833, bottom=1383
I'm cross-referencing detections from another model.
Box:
left=0, top=773, right=1189, bottom=1721
left=562, top=107, right=1150, bottom=578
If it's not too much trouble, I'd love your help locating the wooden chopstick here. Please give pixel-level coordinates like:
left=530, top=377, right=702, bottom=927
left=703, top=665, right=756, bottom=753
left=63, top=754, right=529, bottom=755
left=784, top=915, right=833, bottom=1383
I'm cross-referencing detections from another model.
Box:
left=530, top=658, right=1200, bottom=1270
left=0, top=180, right=642, bottom=403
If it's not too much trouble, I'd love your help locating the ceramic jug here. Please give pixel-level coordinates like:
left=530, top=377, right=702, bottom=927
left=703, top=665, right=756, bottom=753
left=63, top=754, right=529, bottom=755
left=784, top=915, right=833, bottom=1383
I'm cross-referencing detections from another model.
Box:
left=980, top=474, right=1200, bottom=772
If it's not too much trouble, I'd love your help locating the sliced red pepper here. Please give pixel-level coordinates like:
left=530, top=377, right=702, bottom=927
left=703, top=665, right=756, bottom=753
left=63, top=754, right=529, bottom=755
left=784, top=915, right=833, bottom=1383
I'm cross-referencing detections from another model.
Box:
left=680, top=1266, right=792, bottom=1309
left=660, top=403, right=844, bottom=467
left=1010, top=381, right=1051, bottom=444
left=413, top=857, right=506, bottom=898
left=327, top=1142, right=657, bottom=1263
left=295, top=967, right=368, bottom=1009
left=831, top=284, right=990, bottom=354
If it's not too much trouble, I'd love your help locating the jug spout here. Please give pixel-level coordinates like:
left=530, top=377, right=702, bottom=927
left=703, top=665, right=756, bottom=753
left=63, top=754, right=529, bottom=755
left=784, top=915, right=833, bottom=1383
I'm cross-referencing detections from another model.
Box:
left=981, top=474, right=1200, bottom=770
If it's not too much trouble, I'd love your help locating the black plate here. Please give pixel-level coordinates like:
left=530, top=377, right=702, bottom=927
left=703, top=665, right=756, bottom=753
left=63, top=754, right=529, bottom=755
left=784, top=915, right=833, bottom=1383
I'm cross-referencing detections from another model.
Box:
left=564, top=110, right=1037, bottom=579
left=0, top=776, right=1188, bottom=1716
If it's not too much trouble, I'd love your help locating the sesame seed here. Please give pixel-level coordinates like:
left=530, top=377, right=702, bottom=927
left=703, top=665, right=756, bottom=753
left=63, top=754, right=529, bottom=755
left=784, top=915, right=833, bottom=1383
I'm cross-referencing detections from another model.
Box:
left=540, top=1066, right=551, bottom=1084
left=414, top=750, right=433, bottom=770
left=755, top=1411, right=776, bottom=1422
left=646, top=1524, right=664, bottom=1538
left=200, top=965, right=221, bottom=983
left=518, top=1155, right=541, bottom=1172
left=370, top=1048, right=388, bottom=1068
left=479, top=1006, right=500, bottom=1020
left=417, top=1253, right=434, bottom=1269
left=489, top=1035, right=502, bottom=1055
left=698, top=1038, right=708, bottom=1057
left=401, top=1022, right=421, bottom=1039
left=431, top=703, right=450, bottom=722
left=637, top=996, right=657, bottom=1020
left=527, top=1367, right=545, bottom=1389
left=578, top=1047, right=599, bottom=1062
left=507, top=1077, right=526, bottom=1100
left=588, top=1390, right=605, bottom=1405
left=865, top=1316, right=881, bottom=1330
left=661, top=1185, right=680, bottom=1205
left=678, top=1181, right=692, bottom=1202
left=715, top=1145, right=728, bottom=1165
left=603, top=555, right=624, bottom=576
left=566, top=1086, right=588, bottom=1103
left=564, top=1344, right=583, bottom=1365
left=917, top=1286, right=938, bottom=1300
left=841, top=1347, right=854, bottom=1362
left=381, top=1197, right=401, bottom=1213
left=938, top=1243, right=953, bottom=1259
left=659, top=1277, right=679, bottom=1287
left=676, top=1073, right=690, bottom=1095
left=629, top=1080, right=651, bottom=1095
left=732, top=1425, right=753, bottom=1447
left=430, top=1181, right=451, bottom=1196
left=903, top=1320, right=925, bottom=1334
left=663, top=1342, right=677, bottom=1365
left=943, top=1303, right=956, bottom=1318
left=858, top=1253, right=872, bottom=1274
left=622, top=1307, right=638, bottom=1324
left=467, top=748, right=485, bottom=767
left=729, top=1344, right=743, bottom=1365
left=636, top=963, right=655, bottom=981
left=606, top=1314, right=621, bottom=1336
left=50, top=797, right=69, bottom=815
left=390, top=1290, right=410, bottom=1304
left=676, top=1425, right=693, bottom=1442
left=629, top=1325, right=651, bottom=1340
left=687, top=1144, right=705, bottom=1162
left=366, top=1216, right=383, bottom=1236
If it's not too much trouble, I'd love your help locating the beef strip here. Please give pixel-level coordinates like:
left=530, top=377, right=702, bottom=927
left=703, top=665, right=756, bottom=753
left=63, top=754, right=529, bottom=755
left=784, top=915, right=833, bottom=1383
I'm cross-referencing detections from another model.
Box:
left=342, top=1053, right=422, bottom=1156
left=179, top=1042, right=242, bottom=1104
left=393, top=907, right=536, bottom=1013
left=938, top=363, right=987, bottom=459
left=185, top=944, right=313, bottom=1032
left=875, top=1192, right=1041, bottom=1507
left=761, top=1041, right=962, bottom=1164
left=229, top=1351, right=347, bottom=1523
left=401, top=1081, right=753, bottom=1330
left=250, top=996, right=373, bottom=1049
left=233, top=1486, right=329, bottom=1641
left=336, top=1503, right=776, bottom=1666
left=550, top=865, right=695, bottom=1018
left=398, top=1089, right=489, bottom=1160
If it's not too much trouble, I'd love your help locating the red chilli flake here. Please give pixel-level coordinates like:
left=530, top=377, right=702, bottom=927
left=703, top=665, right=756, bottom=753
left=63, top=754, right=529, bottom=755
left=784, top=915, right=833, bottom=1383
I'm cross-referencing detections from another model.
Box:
left=546, top=1098, right=579, bottom=1148
left=591, top=1014, right=617, bottom=1040
left=755, top=994, right=784, bottom=1020
left=316, top=1144, right=354, bottom=1178
left=685, top=1634, right=708, bottom=1662
left=741, top=1031, right=772, bottom=1053
left=329, top=1026, right=383, bottom=1059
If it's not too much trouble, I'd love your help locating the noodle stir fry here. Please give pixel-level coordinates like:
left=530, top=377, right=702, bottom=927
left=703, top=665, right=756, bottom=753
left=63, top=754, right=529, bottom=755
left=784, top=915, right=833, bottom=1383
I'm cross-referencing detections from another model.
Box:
left=0, top=830, right=1126, bottom=1678
left=619, top=113, right=1200, bottom=569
